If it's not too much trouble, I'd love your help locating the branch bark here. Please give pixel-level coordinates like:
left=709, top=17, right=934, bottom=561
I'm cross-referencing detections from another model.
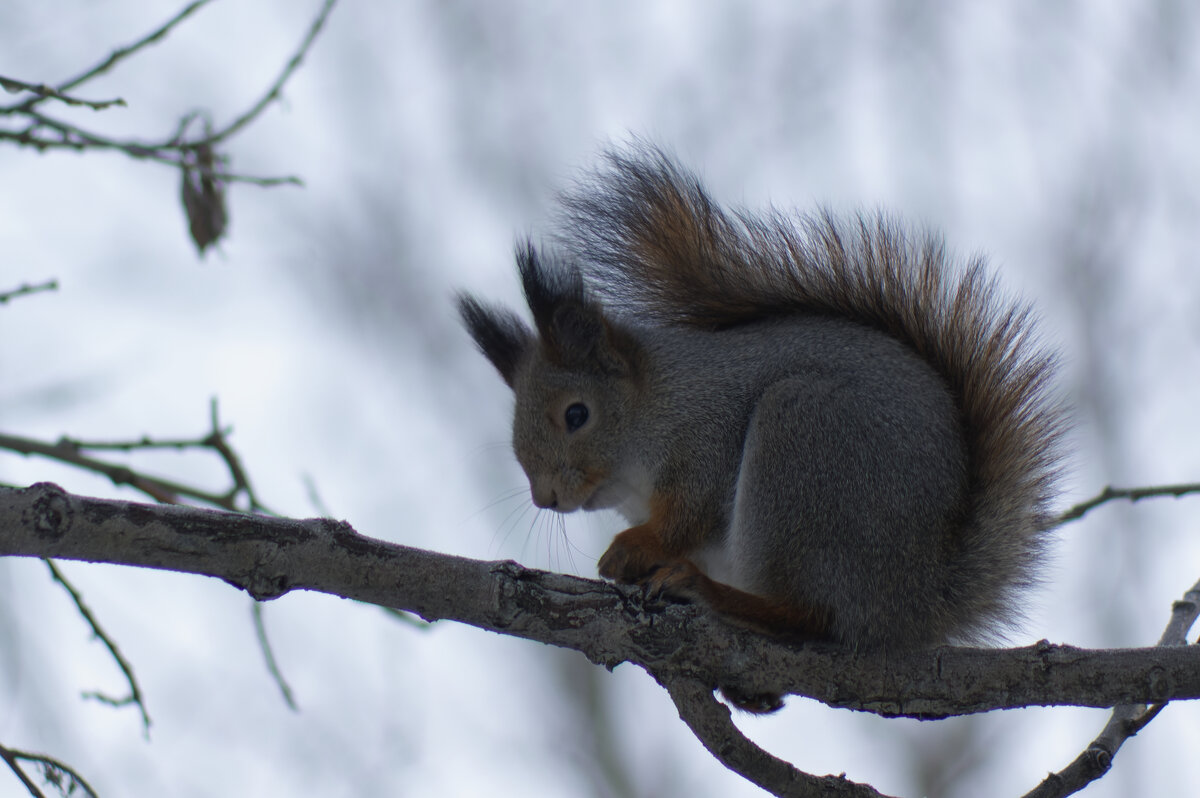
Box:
left=3, top=482, right=1199, bottom=796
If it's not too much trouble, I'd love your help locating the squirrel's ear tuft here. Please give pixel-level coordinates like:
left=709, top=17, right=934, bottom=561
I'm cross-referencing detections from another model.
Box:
left=517, top=240, right=640, bottom=377
left=517, top=239, right=586, bottom=331
left=457, top=294, right=532, bottom=388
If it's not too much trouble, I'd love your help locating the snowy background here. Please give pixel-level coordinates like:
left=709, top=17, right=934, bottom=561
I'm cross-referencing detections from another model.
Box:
left=3, top=1, right=1200, bottom=796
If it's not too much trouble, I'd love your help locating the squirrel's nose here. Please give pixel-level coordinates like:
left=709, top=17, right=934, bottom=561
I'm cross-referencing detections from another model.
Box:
left=530, top=484, right=557, bottom=509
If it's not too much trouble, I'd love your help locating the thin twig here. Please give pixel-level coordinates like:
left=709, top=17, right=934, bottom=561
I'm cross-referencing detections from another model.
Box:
left=0, top=743, right=100, bottom=798
left=0, top=75, right=124, bottom=111
left=1023, top=578, right=1200, bottom=797
left=252, top=602, right=298, bottom=711
left=205, top=398, right=260, bottom=510
left=0, top=0, right=327, bottom=196
left=57, top=1, right=215, bottom=95
left=1055, top=482, right=1200, bottom=525
left=55, top=431, right=234, bottom=453
left=1, top=0, right=214, bottom=116
left=0, top=280, right=58, bottom=305
left=0, top=432, right=242, bottom=509
left=0, top=123, right=303, bottom=186
left=200, top=0, right=338, bottom=148
left=2, top=405, right=302, bottom=727
left=0, top=399, right=278, bottom=513
left=44, top=559, right=152, bottom=736
left=0, top=743, right=49, bottom=798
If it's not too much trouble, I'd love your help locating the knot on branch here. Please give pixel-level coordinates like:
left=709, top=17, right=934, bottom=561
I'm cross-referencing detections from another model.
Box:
left=236, top=571, right=292, bottom=602
left=24, top=481, right=72, bottom=540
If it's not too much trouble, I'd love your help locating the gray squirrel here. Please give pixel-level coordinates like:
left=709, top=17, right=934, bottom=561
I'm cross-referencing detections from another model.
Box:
left=458, top=145, right=1065, bottom=712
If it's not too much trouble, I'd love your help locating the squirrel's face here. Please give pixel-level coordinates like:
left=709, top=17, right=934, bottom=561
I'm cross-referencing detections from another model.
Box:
left=511, top=354, right=640, bottom=514
left=458, top=243, right=648, bottom=515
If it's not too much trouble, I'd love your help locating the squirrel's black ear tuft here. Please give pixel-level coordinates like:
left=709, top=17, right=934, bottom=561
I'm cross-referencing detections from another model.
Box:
left=516, top=240, right=640, bottom=377
left=516, top=239, right=586, bottom=333
left=457, top=293, right=532, bottom=388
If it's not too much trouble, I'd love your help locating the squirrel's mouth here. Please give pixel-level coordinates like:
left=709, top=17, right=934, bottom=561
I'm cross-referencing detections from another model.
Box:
left=583, top=479, right=628, bottom=512
left=581, top=482, right=610, bottom=511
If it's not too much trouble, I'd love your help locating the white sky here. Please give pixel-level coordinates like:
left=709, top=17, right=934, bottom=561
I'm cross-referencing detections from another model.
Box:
left=3, top=2, right=1200, bottom=797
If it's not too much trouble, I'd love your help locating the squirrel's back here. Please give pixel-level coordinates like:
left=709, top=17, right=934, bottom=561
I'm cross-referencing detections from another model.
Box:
left=555, top=145, right=1066, bottom=644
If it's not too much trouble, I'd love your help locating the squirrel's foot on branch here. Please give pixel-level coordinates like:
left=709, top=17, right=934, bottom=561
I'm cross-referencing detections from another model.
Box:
left=644, top=559, right=708, bottom=603
left=597, top=528, right=706, bottom=604
left=597, top=525, right=676, bottom=583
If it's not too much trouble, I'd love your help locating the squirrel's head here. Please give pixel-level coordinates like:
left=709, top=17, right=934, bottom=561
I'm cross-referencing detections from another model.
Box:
left=458, top=241, right=645, bottom=513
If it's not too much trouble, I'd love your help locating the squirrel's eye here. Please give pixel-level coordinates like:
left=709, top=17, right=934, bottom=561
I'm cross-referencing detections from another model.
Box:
left=564, top=402, right=589, bottom=432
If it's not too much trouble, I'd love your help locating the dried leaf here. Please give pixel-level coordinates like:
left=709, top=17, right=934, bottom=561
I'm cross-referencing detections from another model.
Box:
left=179, top=143, right=228, bottom=255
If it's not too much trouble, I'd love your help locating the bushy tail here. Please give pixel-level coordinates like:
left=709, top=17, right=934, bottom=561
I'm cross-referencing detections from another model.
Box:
left=557, top=144, right=1067, bottom=640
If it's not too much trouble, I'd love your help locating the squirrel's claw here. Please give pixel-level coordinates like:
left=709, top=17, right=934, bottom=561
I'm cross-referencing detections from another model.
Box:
left=643, top=560, right=706, bottom=604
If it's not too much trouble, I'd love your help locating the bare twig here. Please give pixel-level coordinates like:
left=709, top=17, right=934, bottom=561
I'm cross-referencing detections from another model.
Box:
left=1, top=405, right=301, bottom=719
left=0, top=75, right=124, bottom=111
left=0, top=116, right=302, bottom=187
left=1, top=0, right=335, bottom=160
left=662, top=674, right=892, bottom=798
left=54, top=432, right=233, bottom=453
left=200, top=0, right=338, bottom=148
left=1022, top=578, right=1200, bottom=797
left=252, top=602, right=298, bottom=711
left=44, top=559, right=151, bottom=735
left=0, top=743, right=100, bottom=798
left=0, top=401, right=272, bottom=513
left=1056, top=482, right=1200, bottom=525
left=0, top=431, right=244, bottom=509
left=0, top=280, right=58, bottom=305
left=1, top=0, right=215, bottom=116
left=204, top=398, right=261, bottom=511
left=0, top=0, right=332, bottom=253
left=0, top=743, right=49, bottom=798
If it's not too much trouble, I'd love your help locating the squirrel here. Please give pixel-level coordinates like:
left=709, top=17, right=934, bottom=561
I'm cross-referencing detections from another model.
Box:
left=458, top=145, right=1065, bottom=713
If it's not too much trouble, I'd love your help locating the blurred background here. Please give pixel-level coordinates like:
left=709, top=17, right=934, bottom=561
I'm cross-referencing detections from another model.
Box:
left=2, top=1, right=1200, bottom=796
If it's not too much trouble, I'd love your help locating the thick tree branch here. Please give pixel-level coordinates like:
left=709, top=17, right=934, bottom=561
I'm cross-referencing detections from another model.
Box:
left=4, top=482, right=1200, bottom=717
left=5, top=483, right=1200, bottom=796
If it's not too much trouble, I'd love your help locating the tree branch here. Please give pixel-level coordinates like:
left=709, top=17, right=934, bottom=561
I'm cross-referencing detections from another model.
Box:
left=1022, top=578, right=1200, bottom=797
left=0, top=280, right=58, bottom=305
left=0, top=1, right=333, bottom=255
left=44, top=558, right=151, bottom=735
left=4, top=482, right=1200, bottom=712
left=662, top=674, right=894, bottom=797
left=0, top=75, right=124, bottom=111
left=5, top=483, right=1200, bottom=795
left=0, top=744, right=99, bottom=798
left=199, top=0, right=337, bottom=148
left=0, top=0, right=214, bottom=116
left=1056, top=482, right=1200, bottom=525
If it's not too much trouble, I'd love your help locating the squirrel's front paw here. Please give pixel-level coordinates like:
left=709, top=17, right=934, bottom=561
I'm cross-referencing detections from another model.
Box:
left=598, top=534, right=666, bottom=583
